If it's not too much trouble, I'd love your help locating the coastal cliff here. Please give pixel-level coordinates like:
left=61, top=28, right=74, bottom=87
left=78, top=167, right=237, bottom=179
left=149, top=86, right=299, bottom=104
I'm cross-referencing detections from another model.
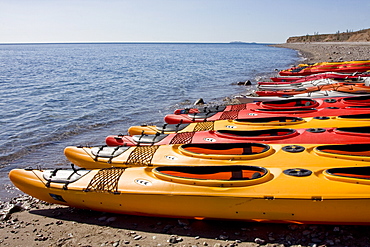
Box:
left=286, top=28, right=370, bottom=43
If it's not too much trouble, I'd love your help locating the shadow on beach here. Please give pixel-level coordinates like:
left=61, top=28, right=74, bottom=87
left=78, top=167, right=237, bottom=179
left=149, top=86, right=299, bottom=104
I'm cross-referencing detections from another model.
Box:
left=6, top=201, right=367, bottom=246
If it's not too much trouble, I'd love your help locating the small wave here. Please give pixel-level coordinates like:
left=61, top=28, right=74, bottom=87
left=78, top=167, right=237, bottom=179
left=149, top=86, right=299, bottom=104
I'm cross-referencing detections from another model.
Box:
left=0, top=117, right=132, bottom=167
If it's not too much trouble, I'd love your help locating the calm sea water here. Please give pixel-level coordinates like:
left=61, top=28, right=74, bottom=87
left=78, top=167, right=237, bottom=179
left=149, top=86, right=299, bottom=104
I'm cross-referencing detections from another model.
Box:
left=0, top=43, right=298, bottom=200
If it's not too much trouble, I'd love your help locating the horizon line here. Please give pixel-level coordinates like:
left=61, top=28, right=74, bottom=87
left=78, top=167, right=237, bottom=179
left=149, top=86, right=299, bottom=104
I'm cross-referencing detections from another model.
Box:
left=0, top=41, right=279, bottom=45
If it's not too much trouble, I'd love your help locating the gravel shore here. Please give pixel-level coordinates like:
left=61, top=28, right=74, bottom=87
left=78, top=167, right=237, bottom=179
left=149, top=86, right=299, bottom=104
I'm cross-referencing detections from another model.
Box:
left=272, top=42, right=370, bottom=64
left=2, top=42, right=370, bottom=247
left=2, top=196, right=370, bottom=247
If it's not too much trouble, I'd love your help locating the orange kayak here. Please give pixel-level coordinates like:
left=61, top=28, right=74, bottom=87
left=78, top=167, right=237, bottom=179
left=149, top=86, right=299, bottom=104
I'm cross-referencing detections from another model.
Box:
left=64, top=142, right=370, bottom=169
left=9, top=161, right=370, bottom=224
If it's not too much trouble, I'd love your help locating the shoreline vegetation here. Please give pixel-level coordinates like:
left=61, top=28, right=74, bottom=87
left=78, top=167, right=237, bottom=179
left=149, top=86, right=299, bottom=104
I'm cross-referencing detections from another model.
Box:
left=284, top=28, right=370, bottom=44
left=2, top=42, right=370, bottom=247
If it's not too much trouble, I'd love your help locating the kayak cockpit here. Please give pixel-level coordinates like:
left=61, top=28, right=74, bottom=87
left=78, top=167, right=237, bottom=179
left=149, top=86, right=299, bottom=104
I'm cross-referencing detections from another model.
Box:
left=215, top=128, right=298, bottom=140
left=335, top=126, right=370, bottom=137
left=253, top=108, right=317, bottom=113
left=153, top=165, right=271, bottom=187
left=234, top=116, right=305, bottom=125
left=342, top=95, right=370, bottom=105
left=324, top=166, right=370, bottom=185
left=178, top=143, right=273, bottom=160
left=315, top=143, right=370, bottom=161
left=260, top=98, right=319, bottom=109
left=338, top=113, right=370, bottom=119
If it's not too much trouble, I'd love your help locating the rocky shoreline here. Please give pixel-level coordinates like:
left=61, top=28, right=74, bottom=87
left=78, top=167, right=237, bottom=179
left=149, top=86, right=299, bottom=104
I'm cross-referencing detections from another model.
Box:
left=2, top=42, right=370, bottom=247
left=2, top=195, right=370, bottom=247
left=272, top=42, right=370, bottom=64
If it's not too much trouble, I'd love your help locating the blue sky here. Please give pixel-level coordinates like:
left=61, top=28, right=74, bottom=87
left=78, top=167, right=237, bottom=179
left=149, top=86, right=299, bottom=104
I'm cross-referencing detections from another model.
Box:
left=1, top=0, right=369, bottom=44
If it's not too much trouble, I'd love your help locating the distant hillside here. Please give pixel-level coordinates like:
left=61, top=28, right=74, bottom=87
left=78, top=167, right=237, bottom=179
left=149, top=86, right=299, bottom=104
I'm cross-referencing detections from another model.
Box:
left=287, top=28, right=370, bottom=43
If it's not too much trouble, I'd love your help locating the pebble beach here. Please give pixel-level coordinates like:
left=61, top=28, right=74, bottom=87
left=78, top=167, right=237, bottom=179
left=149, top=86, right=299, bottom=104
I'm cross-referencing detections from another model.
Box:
left=2, top=42, right=370, bottom=247
left=272, top=42, right=370, bottom=64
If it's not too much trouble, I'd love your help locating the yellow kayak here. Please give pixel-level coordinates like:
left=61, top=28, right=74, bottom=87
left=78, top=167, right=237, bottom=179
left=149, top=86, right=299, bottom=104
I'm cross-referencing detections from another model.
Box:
left=64, top=142, right=370, bottom=169
left=128, top=114, right=370, bottom=135
left=9, top=163, right=370, bottom=224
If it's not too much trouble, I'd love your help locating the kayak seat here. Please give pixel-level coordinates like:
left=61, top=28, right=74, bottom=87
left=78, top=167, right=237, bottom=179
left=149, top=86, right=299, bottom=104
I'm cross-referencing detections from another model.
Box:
left=230, top=171, right=261, bottom=180
left=294, top=101, right=312, bottom=106
left=252, top=172, right=262, bottom=179
left=242, top=146, right=252, bottom=155
left=262, top=99, right=316, bottom=108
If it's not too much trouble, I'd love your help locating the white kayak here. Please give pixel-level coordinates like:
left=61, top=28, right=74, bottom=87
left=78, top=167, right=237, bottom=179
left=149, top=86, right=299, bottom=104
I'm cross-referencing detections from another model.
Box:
left=235, top=90, right=370, bottom=104
left=257, top=78, right=369, bottom=91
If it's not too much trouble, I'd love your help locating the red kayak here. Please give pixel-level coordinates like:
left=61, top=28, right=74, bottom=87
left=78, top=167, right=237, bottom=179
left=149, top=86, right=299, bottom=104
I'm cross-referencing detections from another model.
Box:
left=165, top=96, right=370, bottom=124
left=106, top=126, right=370, bottom=146
left=175, top=95, right=370, bottom=114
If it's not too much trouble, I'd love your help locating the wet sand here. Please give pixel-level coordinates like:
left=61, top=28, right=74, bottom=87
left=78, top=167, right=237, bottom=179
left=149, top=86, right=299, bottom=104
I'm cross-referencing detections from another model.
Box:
left=2, top=42, right=370, bottom=247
